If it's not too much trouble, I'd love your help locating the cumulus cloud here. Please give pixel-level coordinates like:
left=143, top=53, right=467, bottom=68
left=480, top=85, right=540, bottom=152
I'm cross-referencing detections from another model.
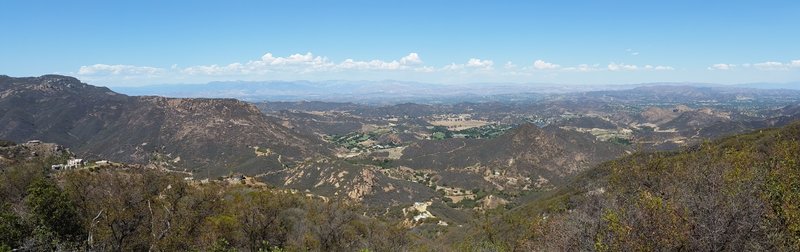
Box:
left=561, top=64, right=601, bottom=72
left=608, top=63, right=637, bottom=71
left=533, top=60, right=560, bottom=70
left=441, top=58, right=494, bottom=71
left=708, top=63, right=734, bottom=70
left=258, top=52, right=335, bottom=71
left=78, top=64, right=165, bottom=75
left=339, top=59, right=402, bottom=70
left=399, top=53, right=422, bottom=65
left=608, top=63, right=673, bottom=71
left=753, top=61, right=786, bottom=70
left=749, top=60, right=800, bottom=71
left=76, top=52, right=680, bottom=80
left=466, top=58, right=494, bottom=69
left=179, top=52, right=336, bottom=75
left=77, top=52, right=689, bottom=86
left=647, top=65, right=674, bottom=70
left=178, top=52, right=433, bottom=75
left=721, top=60, right=800, bottom=71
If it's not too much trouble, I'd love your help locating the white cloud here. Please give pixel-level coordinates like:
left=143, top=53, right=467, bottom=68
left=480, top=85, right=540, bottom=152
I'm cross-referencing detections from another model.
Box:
left=76, top=52, right=680, bottom=81
left=608, top=63, right=637, bottom=71
left=261, top=52, right=320, bottom=65
left=178, top=52, right=432, bottom=75
left=562, top=64, right=600, bottom=72
left=339, top=59, right=402, bottom=70
left=399, top=53, right=422, bottom=65
left=179, top=52, right=336, bottom=75
left=441, top=58, right=494, bottom=71
left=441, top=63, right=464, bottom=71
left=753, top=61, right=786, bottom=70
left=466, top=58, right=494, bottom=69
left=708, top=63, right=734, bottom=70
left=608, top=63, right=672, bottom=71
left=746, top=60, right=800, bottom=71
left=690, top=59, right=800, bottom=71
left=533, top=60, right=560, bottom=70
left=78, top=64, right=165, bottom=75
left=75, top=52, right=692, bottom=86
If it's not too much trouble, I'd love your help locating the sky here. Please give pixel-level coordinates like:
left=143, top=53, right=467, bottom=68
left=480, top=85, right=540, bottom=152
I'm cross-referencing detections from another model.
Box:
left=1, top=0, right=799, bottom=86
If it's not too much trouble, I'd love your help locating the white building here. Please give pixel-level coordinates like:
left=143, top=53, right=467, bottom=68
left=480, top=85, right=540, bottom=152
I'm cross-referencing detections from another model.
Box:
left=65, top=158, right=87, bottom=169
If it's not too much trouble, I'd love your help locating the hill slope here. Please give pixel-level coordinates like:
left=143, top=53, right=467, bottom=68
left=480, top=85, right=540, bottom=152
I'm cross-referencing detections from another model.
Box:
left=0, top=75, right=330, bottom=177
left=398, top=123, right=627, bottom=191
left=459, top=121, right=800, bottom=250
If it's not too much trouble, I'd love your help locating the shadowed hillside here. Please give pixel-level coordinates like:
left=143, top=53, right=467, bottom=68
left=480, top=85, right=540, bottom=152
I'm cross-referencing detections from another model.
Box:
left=0, top=75, right=330, bottom=177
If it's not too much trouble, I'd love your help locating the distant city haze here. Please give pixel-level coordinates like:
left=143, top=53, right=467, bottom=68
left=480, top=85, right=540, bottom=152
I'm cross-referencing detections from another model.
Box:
left=110, top=80, right=800, bottom=104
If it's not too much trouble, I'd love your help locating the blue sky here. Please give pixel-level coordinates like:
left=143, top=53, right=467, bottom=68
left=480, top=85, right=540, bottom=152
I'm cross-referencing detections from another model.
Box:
left=1, top=0, right=799, bottom=86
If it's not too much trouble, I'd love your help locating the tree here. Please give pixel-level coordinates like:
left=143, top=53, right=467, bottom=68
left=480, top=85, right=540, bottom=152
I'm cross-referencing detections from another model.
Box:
left=25, top=178, right=84, bottom=242
left=0, top=204, right=25, bottom=249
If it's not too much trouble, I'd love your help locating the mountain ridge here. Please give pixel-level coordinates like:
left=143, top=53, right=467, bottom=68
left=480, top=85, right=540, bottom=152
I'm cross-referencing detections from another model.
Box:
left=0, top=75, right=330, bottom=177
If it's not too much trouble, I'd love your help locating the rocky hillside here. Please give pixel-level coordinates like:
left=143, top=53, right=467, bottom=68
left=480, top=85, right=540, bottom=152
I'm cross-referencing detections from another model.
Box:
left=0, top=75, right=330, bottom=177
left=258, top=158, right=437, bottom=207
left=0, top=140, right=70, bottom=168
left=398, top=123, right=627, bottom=191
left=458, top=121, right=800, bottom=250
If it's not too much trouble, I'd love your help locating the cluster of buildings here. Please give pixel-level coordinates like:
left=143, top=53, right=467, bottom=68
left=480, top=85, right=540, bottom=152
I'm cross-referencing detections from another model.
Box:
left=51, top=158, right=86, bottom=170
left=51, top=159, right=110, bottom=170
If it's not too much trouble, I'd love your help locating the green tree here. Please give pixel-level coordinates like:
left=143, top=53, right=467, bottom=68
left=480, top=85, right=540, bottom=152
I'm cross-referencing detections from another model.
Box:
left=0, top=204, right=25, bottom=249
left=25, top=178, right=84, bottom=241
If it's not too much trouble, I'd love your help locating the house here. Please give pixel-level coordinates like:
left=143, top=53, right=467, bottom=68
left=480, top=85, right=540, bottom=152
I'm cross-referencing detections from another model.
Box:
left=51, top=164, right=64, bottom=170
left=95, top=160, right=110, bottom=165
left=67, top=158, right=86, bottom=166
left=65, top=158, right=87, bottom=169
left=26, top=140, right=42, bottom=144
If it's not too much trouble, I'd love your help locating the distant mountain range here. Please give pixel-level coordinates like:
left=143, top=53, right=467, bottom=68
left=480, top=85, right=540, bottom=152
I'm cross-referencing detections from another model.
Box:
left=110, top=80, right=800, bottom=104
left=111, top=80, right=568, bottom=104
